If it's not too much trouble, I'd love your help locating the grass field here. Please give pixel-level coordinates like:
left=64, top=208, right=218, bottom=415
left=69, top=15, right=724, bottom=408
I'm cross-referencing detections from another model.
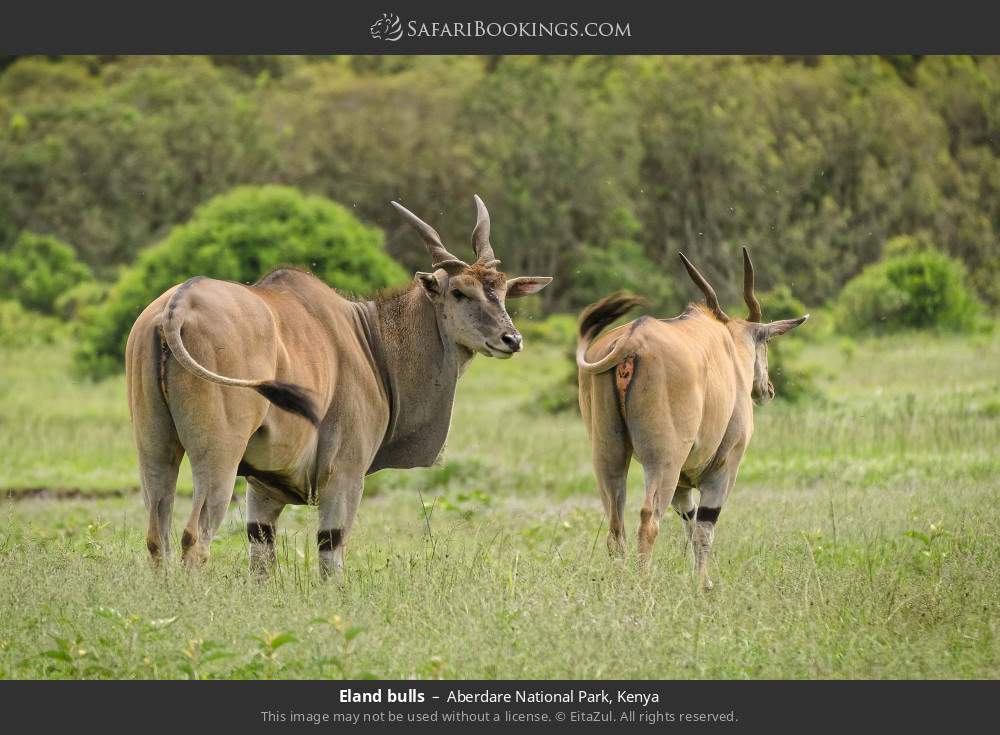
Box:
left=1, top=325, right=998, bottom=678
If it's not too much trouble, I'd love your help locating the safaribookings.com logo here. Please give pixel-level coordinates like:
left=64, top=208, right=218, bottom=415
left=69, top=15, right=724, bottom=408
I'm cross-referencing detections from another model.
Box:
left=370, top=13, right=631, bottom=41
left=370, top=13, right=404, bottom=41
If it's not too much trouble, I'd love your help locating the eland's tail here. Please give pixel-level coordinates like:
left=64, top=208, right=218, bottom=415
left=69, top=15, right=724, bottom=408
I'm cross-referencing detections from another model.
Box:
left=576, top=292, right=647, bottom=374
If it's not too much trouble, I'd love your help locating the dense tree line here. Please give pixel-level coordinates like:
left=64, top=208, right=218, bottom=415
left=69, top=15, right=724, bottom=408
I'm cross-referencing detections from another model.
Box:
left=1, top=54, right=998, bottom=313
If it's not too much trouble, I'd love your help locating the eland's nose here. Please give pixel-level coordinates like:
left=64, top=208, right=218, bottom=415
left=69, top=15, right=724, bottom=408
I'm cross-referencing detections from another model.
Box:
left=501, top=333, right=523, bottom=352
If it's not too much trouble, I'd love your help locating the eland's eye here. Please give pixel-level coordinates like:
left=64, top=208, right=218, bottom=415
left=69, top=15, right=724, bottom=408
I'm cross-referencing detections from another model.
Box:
left=450, top=289, right=467, bottom=301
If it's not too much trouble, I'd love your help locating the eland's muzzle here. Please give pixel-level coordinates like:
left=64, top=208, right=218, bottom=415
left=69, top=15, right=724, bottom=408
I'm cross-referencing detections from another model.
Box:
left=500, top=332, right=523, bottom=353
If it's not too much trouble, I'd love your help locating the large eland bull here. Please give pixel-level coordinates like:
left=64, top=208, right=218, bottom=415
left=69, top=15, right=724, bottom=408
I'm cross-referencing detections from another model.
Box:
left=576, top=249, right=807, bottom=588
left=126, top=196, right=551, bottom=579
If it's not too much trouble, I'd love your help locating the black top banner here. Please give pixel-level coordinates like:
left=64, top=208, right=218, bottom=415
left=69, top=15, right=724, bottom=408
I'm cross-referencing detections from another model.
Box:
left=2, top=0, right=1000, bottom=54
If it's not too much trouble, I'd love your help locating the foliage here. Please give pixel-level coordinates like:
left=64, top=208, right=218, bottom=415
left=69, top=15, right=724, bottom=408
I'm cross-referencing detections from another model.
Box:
left=74, top=185, right=407, bottom=377
left=0, top=231, right=92, bottom=314
left=753, top=286, right=817, bottom=402
left=0, top=299, right=64, bottom=347
left=0, top=56, right=276, bottom=271
left=54, top=280, right=109, bottom=321
left=574, top=217, right=677, bottom=314
left=516, top=313, right=578, bottom=348
left=836, top=248, right=982, bottom=335
left=757, top=284, right=808, bottom=322
left=4, top=55, right=1000, bottom=311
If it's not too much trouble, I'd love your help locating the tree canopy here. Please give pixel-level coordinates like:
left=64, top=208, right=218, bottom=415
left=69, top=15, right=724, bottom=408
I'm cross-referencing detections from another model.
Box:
left=2, top=55, right=998, bottom=320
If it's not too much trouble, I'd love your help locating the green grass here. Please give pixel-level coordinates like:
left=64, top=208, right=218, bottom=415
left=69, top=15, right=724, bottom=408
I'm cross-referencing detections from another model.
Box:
left=0, top=327, right=998, bottom=678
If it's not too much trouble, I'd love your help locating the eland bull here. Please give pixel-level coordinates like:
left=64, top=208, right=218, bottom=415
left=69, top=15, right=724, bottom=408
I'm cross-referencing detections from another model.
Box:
left=125, top=196, right=551, bottom=579
left=576, top=248, right=807, bottom=588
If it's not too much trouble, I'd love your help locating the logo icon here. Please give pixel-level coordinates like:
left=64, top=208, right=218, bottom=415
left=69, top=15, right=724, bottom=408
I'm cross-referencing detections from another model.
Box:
left=370, top=12, right=403, bottom=41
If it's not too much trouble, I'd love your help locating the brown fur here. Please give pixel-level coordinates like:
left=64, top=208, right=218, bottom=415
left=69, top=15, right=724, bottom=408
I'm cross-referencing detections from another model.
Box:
left=577, top=251, right=807, bottom=588
left=125, top=197, right=552, bottom=579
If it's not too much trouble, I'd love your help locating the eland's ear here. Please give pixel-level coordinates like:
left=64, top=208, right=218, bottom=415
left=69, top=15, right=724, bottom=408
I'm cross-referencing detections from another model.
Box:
left=505, top=276, right=552, bottom=299
left=761, top=314, right=809, bottom=341
left=415, top=271, right=444, bottom=296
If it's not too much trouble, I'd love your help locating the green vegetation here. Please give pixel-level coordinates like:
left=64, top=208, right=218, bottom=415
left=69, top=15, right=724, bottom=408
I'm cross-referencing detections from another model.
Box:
left=74, top=185, right=406, bottom=376
left=3, top=55, right=1000, bottom=312
left=1, top=326, right=997, bottom=678
left=836, top=248, right=983, bottom=335
left=0, top=299, right=65, bottom=349
left=0, top=231, right=91, bottom=313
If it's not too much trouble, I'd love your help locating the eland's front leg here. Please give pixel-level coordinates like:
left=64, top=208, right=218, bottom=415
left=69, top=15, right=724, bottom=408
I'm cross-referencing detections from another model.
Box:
left=689, top=469, right=737, bottom=591
left=246, top=479, right=286, bottom=576
left=316, top=475, right=365, bottom=582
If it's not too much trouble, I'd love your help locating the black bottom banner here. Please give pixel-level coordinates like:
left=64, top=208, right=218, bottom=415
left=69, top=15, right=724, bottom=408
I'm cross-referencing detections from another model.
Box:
left=1, top=680, right=992, bottom=732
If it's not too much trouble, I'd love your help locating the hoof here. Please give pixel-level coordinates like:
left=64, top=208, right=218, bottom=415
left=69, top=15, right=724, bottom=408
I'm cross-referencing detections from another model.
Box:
left=606, top=538, right=626, bottom=560
left=181, top=546, right=209, bottom=568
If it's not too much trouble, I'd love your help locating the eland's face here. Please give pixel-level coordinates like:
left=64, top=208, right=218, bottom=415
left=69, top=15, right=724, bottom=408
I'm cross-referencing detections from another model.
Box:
left=440, top=266, right=522, bottom=359
left=393, top=195, right=551, bottom=360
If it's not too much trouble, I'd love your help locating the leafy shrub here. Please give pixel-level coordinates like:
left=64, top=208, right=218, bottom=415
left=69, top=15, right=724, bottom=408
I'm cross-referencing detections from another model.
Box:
left=530, top=362, right=580, bottom=415
left=0, top=56, right=276, bottom=268
left=757, top=284, right=807, bottom=322
left=754, top=286, right=817, bottom=402
left=516, top=313, right=577, bottom=348
left=518, top=314, right=584, bottom=415
left=574, top=211, right=676, bottom=313
left=835, top=248, right=982, bottom=335
left=55, top=280, right=110, bottom=321
left=0, top=57, right=97, bottom=103
left=75, top=186, right=407, bottom=377
left=0, top=231, right=92, bottom=313
left=881, top=232, right=933, bottom=259
left=766, top=341, right=818, bottom=403
left=0, top=299, right=63, bottom=347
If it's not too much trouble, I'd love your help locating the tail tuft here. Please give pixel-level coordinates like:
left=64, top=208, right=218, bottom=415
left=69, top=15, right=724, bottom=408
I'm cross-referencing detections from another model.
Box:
left=255, top=381, right=320, bottom=426
left=578, top=291, right=647, bottom=342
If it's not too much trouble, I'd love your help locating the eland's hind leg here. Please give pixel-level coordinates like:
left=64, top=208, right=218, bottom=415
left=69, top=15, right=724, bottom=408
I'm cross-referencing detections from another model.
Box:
left=593, top=440, right=631, bottom=559
left=635, top=459, right=684, bottom=568
left=630, top=431, right=690, bottom=570
left=181, top=453, right=241, bottom=567
left=128, top=330, right=185, bottom=564
left=139, top=448, right=183, bottom=564
left=582, top=369, right=633, bottom=559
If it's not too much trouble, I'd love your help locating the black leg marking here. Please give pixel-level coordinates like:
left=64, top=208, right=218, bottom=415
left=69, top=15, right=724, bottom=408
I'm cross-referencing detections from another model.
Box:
left=181, top=530, right=196, bottom=551
left=247, top=522, right=275, bottom=545
left=317, top=528, right=343, bottom=552
left=676, top=508, right=696, bottom=522
left=696, top=506, right=721, bottom=524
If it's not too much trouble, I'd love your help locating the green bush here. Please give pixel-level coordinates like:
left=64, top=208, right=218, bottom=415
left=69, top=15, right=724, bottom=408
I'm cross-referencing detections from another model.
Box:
left=752, top=286, right=817, bottom=402
left=518, top=314, right=580, bottom=415
left=55, top=280, right=110, bottom=321
left=757, top=284, right=807, bottom=322
left=835, top=248, right=982, bottom=335
left=767, top=341, right=819, bottom=404
left=0, top=231, right=92, bottom=313
left=516, top=313, right=577, bottom=348
left=0, top=299, right=64, bottom=347
left=575, top=240, right=675, bottom=315
left=0, top=56, right=276, bottom=269
left=75, top=185, right=408, bottom=377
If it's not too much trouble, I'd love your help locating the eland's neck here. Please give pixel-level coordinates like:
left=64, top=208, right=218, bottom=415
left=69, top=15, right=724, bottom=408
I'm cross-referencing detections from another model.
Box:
left=365, top=285, right=473, bottom=472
